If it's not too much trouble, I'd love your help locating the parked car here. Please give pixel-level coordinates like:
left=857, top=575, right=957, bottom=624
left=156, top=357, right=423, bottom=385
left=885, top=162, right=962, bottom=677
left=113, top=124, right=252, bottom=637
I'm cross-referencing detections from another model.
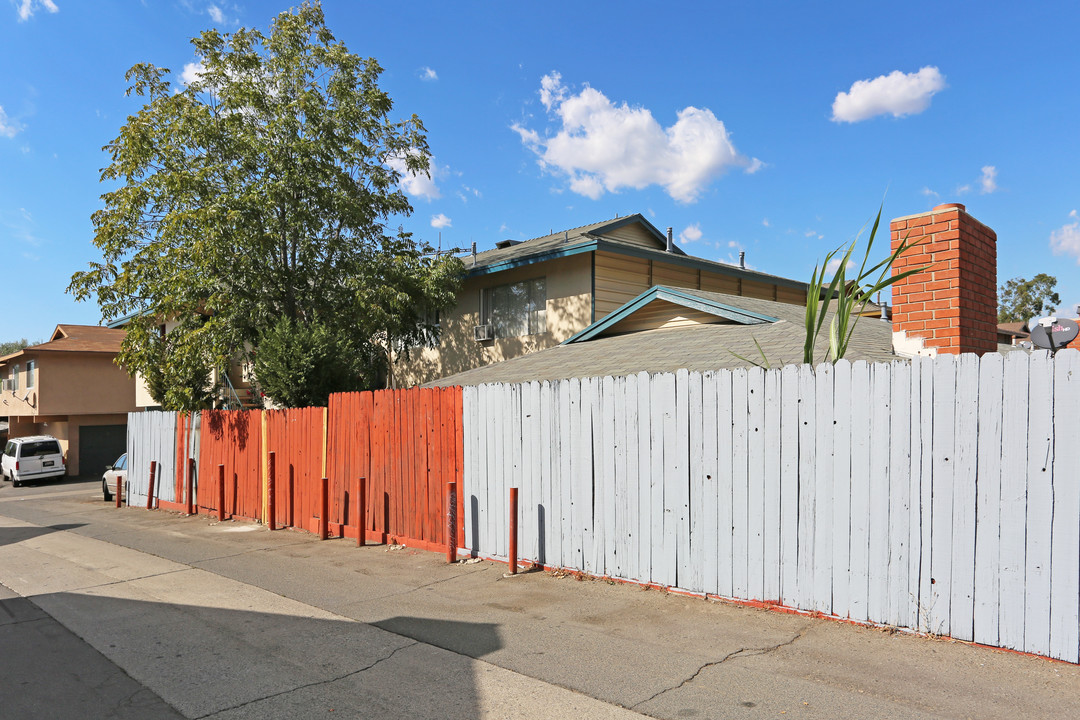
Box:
left=101, top=452, right=127, bottom=502
left=2, top=436, right=66, bottom=487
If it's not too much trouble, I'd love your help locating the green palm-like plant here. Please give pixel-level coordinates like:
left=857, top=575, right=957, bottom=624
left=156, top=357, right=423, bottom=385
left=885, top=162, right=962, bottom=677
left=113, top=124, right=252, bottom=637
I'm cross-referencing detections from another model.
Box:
left=804, top=205, right=930, bottom=365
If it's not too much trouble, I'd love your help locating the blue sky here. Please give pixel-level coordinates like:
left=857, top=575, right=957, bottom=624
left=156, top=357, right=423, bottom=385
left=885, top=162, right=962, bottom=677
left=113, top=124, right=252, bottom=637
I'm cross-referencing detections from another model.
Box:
left=3, top=0, right=1080, bottom=341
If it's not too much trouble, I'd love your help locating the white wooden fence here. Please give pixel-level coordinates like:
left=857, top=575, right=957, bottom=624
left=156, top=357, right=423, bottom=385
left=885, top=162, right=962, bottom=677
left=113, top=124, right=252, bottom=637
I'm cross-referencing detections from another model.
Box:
left=126, top=411, right=200, bottom=507
left=462, top=350, right=1080, bottom=663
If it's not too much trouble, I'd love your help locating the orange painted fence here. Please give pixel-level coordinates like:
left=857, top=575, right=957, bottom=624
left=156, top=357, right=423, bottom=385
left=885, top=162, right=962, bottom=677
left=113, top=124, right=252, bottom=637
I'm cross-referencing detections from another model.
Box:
left=197, top=410, right=263, bottom=521
left=177, top=387, right=463, bottom=553
left=327, top=387, right=465, bottom=553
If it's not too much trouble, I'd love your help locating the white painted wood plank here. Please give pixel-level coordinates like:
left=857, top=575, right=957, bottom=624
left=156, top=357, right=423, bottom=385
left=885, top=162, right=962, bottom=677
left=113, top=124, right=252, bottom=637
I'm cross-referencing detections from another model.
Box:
left=636, top=372, right=653, bottom=583
left=559, top=379, right=575, bottom=570
left=746, top=366, right=766, bottom=602
left=950, top=355, right=980, bottom=642
left=702, top=371, right=720, bottom=597
left=521, top=382, right=538, bottom=563
left=673, top=369, right=692, bottom=590
left=576, top=377, right=596, bottom=574
left=1050, top=350, right=1080, bottom=662
left=848, top=362, right=871, bottom=622
left=779, top=365, right=800, bottom=607
left=652, top=373, right=676, bottom=587
left=887, top=361, right=912, bottom=629
left=600, top=376, right=617, bottom=577
left=867, top=364, right=891, bottom=625
left=796, top=364, right=817, bottom=612
left=813, top=362, right=835, bottom=614
left=622, top=375, right=639, bottom=582
left=917, top=358, right=935, bottom=633
left=686, top=371, right=705, bottom=594
left=831, top=360, right=852, bottom=619
left=930, top=354, right=957, bottom=637
left=716, top=369, right=735, bottom=598
left=462, top=386, right=479, bottom=553
left=511, top=383, right=525, bottom=561
left=999, top=351, right=1029, bottom=651
left=763, top=369, right=782, bottom=604
left=548, top=381, right=565, bottom=569
left=1024, top=352, right=1053, bottom=658
left=612, top=375, right=627, bottom=580
left=973, top=354, right=1004, bottom=647
left=538, top=381, right=554, bottom=568
left=731, top=368, right=750, bottom=600
left=667, top=371, right=685, bottom=588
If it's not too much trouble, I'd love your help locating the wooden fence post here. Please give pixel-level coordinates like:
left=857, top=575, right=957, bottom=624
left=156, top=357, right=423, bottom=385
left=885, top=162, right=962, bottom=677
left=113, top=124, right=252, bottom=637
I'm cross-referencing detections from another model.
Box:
left=217, top=464, right=226, bottom=521
left=268, top=451, right=276, bottom=531
left=446, top=481, right=457, bottom=563
left=356, top=476, right=366, bottom=547
left=186, top=458, right=195, bottom=515
left=508, top=486, right=518, bottom=575
left=146, top=461, right=157, bottom=511
left=319, top=476, right=329, bottom=540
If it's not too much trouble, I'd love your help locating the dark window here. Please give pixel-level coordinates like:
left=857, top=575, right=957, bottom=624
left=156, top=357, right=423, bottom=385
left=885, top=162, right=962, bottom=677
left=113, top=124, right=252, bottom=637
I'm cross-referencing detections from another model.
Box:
left=481, top=277, right=546, bottom=338
left=21, top=441, right=61, bottom=457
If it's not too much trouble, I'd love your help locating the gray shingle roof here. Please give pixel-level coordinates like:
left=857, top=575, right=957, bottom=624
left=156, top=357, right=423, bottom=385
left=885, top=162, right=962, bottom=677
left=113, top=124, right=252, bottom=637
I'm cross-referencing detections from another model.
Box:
left=427, top=290, right=898, bottom=387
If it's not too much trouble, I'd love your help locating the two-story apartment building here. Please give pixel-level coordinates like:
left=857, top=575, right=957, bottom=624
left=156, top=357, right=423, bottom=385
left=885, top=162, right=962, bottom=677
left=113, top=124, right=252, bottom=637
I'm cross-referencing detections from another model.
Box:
left=395, top=213, right=811, bottom=387
left=0, top=325, right=137, bottom=476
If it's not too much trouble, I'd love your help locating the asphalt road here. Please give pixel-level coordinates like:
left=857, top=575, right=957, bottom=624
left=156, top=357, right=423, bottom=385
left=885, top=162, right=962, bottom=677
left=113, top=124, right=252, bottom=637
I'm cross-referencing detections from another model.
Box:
left=2, top=475, right=1079, bottom=719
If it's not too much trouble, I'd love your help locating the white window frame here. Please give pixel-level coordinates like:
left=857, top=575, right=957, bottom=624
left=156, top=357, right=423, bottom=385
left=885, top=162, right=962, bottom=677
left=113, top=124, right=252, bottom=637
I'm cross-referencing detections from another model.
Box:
left=25, top=360, right=34, bottom=389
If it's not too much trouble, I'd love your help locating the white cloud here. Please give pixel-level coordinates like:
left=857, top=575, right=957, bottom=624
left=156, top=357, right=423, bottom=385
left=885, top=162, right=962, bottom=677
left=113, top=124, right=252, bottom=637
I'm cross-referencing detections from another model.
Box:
left=826, top=257, right=856, bottom=274
left=1050, top=211, right=1080, bottom=263
left=831, top=66, right=946, bottom=123
left=180, top=61, right=206, bottom=87
left=0, top=105, right=22, bottom=138
left=207, top=5, right=224, bottom=23
left=430, top=213, right=452, bottom=229
left=762, top=218, right=770, bottom=227
left=15, top=0, right=58, bottom=21
left=745, top=158, right=765, bottom=174
left=921, top=187, right=940, bottom=199
left=387, top=154, right=442, bottom=201
left=419, top=66, right=438, bottom=82
left=514, top=72, right=753, bottom=203
left=679, top=223, right=703, bottom=243
left=979, top=165, right=998, bottom=194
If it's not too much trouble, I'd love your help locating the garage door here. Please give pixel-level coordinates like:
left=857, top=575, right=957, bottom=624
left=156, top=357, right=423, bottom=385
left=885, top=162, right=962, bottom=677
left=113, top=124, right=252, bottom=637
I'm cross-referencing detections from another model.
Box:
left=79, top=424, right=127, bottom=477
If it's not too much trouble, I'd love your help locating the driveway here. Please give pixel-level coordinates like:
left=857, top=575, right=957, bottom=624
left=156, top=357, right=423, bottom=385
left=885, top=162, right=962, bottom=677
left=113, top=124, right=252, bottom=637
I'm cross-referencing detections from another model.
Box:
left=1, top=479, right=1078, bottom=718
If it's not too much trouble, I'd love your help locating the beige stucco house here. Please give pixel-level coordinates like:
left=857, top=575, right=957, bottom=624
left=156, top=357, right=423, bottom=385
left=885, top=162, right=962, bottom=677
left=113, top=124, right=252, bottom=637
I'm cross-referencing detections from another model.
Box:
left=0, top=325, right=137, bottom=476
left=394, top=214, right=811, bottom=387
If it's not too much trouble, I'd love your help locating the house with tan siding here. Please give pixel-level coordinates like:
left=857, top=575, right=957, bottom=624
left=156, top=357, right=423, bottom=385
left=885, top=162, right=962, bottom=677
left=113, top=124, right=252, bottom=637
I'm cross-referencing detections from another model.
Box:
left=394, top=214, right=811, bottom=387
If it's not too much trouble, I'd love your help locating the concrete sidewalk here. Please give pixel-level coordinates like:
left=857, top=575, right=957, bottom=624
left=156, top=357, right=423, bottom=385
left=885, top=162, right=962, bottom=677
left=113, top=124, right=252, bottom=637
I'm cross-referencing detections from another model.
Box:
left=1, top=480, right=1079, bottom=718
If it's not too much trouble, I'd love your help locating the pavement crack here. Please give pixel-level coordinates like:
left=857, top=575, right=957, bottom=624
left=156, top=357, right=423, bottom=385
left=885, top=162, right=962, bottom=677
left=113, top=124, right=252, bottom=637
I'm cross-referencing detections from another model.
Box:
left=632, top=627, right=809, bottom=710
left=194, top=640, right=419, bottom=719
left=364, top=563, right=491, bottom=602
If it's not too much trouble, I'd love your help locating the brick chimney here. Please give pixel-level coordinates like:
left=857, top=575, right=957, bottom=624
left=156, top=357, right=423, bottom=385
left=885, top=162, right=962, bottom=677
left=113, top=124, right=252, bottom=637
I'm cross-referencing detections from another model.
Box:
left=889, top=203, right=997, bottom=356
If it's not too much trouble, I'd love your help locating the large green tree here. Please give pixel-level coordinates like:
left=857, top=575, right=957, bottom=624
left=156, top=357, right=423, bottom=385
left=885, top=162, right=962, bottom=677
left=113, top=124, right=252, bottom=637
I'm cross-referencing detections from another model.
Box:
left=998, top=274, right=1061, bottom=323
left=68, top=2, right=462, bottom=409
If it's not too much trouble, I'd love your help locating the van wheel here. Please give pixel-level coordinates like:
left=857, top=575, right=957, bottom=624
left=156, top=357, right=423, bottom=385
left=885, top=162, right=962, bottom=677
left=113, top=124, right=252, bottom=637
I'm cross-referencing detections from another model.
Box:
left=12, top=479, right=20, bottom=488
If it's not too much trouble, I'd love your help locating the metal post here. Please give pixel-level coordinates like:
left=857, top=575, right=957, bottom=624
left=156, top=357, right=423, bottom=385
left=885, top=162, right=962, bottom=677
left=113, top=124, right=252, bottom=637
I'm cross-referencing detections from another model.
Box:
left=319, top=476, right=329, bottom=540
left=185, top=458, right=195, bottom=515
left=356, top=476, right=366, bottom=547
left=217, top=464, right=226, bottom=521
left=267, top=452, right=276, bottom=531
left=115, top=474, right=122, bottom=509
left=508, top=487, right=518, bottom=575
left=146, top=461, right=157, bottom=511
left=446, top=481, right=457, bottom=563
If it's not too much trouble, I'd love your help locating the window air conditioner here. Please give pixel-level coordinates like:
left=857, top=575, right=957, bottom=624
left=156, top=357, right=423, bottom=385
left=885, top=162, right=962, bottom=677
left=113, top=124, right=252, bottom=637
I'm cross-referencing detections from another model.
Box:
left=473, top=324, right=494, bottom=342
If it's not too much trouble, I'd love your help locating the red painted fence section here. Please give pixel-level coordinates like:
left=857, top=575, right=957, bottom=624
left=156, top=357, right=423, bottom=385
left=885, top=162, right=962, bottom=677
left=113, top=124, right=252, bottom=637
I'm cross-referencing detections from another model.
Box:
left=198, top=410, right=262, bottom=521
left=264, top=406, right=324, bottom=534
left=328, top=387, right=464, bottom=553
left=190, top=388, right=464, bottom=554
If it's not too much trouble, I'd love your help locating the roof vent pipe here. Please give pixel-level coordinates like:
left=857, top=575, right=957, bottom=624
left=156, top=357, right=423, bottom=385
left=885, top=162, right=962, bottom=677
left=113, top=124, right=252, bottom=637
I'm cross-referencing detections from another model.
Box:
left=666, top=227, right=674, bottom=253
left=739, top=251, right=745, bottom=269
left=471, top=241, right=476, bottom=267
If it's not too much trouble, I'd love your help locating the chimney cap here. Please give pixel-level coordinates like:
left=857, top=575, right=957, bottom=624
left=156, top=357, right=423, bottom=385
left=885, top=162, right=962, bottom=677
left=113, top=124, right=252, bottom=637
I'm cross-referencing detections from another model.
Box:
left=932, top=203, right=966, bottom=213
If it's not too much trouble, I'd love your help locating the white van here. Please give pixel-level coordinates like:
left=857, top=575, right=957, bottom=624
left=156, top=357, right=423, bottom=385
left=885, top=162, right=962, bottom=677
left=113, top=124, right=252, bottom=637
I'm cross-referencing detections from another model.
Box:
left=2, top=436, right=66, bottom=486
